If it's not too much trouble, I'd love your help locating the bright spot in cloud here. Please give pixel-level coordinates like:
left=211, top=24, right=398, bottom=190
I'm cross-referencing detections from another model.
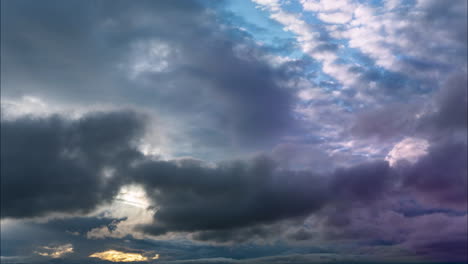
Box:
left=385, top=137, right=429, bottom=167
left=126, top=39, right=174, bottom=79
left=35, top=244, right=73, bottom=258
left=115, top=185, right=151, bottom=209
left=86, top=184, right=154, bottom=240
left=89, top=250, right=159, bottom=262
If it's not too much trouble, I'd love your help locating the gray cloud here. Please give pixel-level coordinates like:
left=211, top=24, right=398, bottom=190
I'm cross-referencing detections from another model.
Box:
left=0, top=111, right=144, bottom=218
left=0, top=109, right=466, bottom=262
left=402, top=141, right=468, bottom=210
left=350, top=70, right=467, bottom=143
left=431, top=72, right=468, bottom=131
left=1, top=0, right=296, bottom=152
left=127, top=157, right=400, bottom=243
left=0, top=0, right=466, bottom=262
left=131, top=157, right=329, bottom=236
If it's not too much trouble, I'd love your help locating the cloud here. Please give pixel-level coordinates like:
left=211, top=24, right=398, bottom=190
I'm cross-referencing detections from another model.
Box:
left=0, top=107, right=465, bottom=261
left=2, top=108, right=460, bottom=250
left=430, top=72, right=468, bottom=131
left=1, top=0, right=297, bottom=153
left=318, top=12, right=353, bottom=24
left=402, top=213, right=468, bottom=262
left=40, top=216, right=127, bottom=236
left=330, top=160, right=394, bottom=203
left=127, top=155, right=402, bottom=244
left=0, top=111, right=145, bottom=218
left=0, top=0, right=466, bottom=262
left=385, top=137, right=429, bottom=167
left=401, top=141, right=468, bottom=210
left=350, top=69, right=467, bottom=144
left=35, top=244, right=74, bottom=259
left=89, top=250, right=159, bottom=262
left=131, top=156, right=329, bottom=236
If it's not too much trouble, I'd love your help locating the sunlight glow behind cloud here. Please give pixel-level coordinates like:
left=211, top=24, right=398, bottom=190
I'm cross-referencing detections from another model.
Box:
left=35, top=244, right=73, bottom=258
left=89, top=250, right=159, bottom=262
left=115, top=185, right=151, bottom=209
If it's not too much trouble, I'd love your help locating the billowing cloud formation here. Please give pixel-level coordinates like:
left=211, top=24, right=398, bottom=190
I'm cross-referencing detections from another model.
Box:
left=1, top=110, right=466, bottom=261
left=0, top=0, right=466, bottom=263
left=132, top=158, right=396, bottom=238
left=131, top=157, right=329, bottom=235
left=0, top=111, right=144, bottom=218
left=1, top=0, right=297, bottom=154
left=402, top=141, right=468, bottom=210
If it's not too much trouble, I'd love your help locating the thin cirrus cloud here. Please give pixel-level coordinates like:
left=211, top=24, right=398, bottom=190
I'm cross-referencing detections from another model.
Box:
left=0, top=0, right=466, bottom=263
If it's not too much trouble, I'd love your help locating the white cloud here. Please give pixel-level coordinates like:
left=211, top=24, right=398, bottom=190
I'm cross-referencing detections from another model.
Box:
left=318, top=11, right=353, bottom=24
left=385, top=137, right=429, bottom=167
left=252, top=0, right=367, bottom=97
left=251, top=0, right=281, bottom=11
left=124, top=39, right=176, bottom=79
left=301, top=0, right=355, bottom=12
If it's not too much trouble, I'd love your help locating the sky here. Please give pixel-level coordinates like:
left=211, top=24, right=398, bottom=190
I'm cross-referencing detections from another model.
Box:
left=0, top=0, right=467, bottom=263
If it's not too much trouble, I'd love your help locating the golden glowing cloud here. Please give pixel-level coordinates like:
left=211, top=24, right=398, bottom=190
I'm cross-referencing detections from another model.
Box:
left=35, top=244, right=73, bottom=258
left=89, top=250, right=159, bottom=262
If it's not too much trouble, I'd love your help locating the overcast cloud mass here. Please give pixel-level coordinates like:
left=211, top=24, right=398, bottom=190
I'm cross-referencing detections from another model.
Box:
left=1, top=0, right=467, bottom=263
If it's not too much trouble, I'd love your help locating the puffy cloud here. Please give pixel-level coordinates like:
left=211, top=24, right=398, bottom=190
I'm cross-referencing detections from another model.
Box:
left=0, top=110, right=393, bottom=244
left=131, top=156, right=329, bottom=236
left=0, top=0, right=466, bottom=262
left=385, top=137, right=429, bottom=167
left=0, top=111, right=144, bottom=218
left=126, top=156, right=402, bottom=244
left=318, top=12, right=353, bottom=24
left=401, top=141, right=468, bottom=210
left=0, top=110, right=466, bottom=261
left=1, top=0, right=297, bottom=154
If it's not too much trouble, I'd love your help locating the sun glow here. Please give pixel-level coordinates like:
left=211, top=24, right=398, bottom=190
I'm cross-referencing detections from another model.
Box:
left=89, top=250, right=159, bottom=262
left=35, top=244, right=73, bottom=258
left=115, top=185, right=151, bottom=209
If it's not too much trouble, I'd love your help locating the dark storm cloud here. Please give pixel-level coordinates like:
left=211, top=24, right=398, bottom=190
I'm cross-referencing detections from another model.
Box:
left=0, top=111, right=144, bottom=218
left=1, top=110, right=394, bottom=241
left=126, top=156, right=400, bottom=242
left=402, top=141, right=468, bottom=210
left=1, top=0, right=466, bottom=263
left=1, top=111, right=465, bottom=261
left=330, top=161, right=394, bottom=203
left=1, top=0, right=296, bottom=147
left=0, top=110, right=398, bottom=245
left=130, top=157, right=329, bottom=236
